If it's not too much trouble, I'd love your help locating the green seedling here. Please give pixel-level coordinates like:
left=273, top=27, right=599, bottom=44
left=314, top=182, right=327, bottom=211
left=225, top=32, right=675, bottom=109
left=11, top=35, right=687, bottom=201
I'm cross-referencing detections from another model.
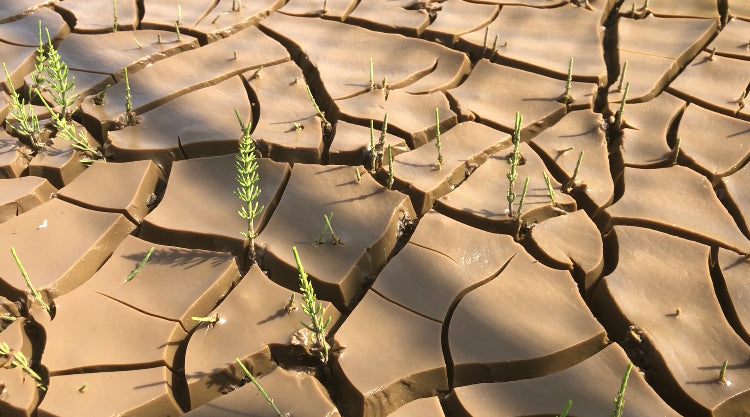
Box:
left=305, top=84, right=331, bottom=131
left=515, top=176, right=529, bottom=240
left=174, top=21, right=182, bottom=41
left=559, top=57, right=574, bottom=105
left=123, top=67, right=137, bottom=126
left=434, top=107, right=444, bottom=169
left=177, top=4, right=182, bottom=25
left=629, top=2, right=636, bottom=17
left=113, top=0, right=118, bottom=32
left=322, top=0, right=328, bottom=13
left=44, top=28, right=79, bottom=119
left=78, top=383, right=87, bottom=393
left=564, top=151, right=584, bottom=192
left=94, top=84, right=111, bottom=105
left=293, top=122, right=303, bottom=131
left=234, top=109, right=264, bottom=264
left=315, top=212, right=342, bottom=245
left=0, top=343, right=44, bottom=388
left=617, top=61, right=628, bottom=92
left=737, top=90, right=746, bottom=110
left=558, top=399, right=572, bottom=417
left=369, top=119, right=376, bottom=171
left=616, top=82, right=629, bottom=130
left=709, top=46, right=717, bottom=61
left=558, top=146, right=574, bottom=155
left=387, top=144, right=394, bottom=190
left=482, top=26, right=489, bottom=53
left=132, top=37, right=143, bottom=49
left=491, top=34, right=499, bottom=52
left=506, top=111, right=523, bottom=216
left=31, top=21, right=47, bottom=89
left=285, top=294, right=297, bottom=313
left=369, top=57, right=374, bottom=90
left=37, top=89, right=101, bottom=160
left=3, top=63, right=43, bottom=149
left=292, top=246, right=332, bottom=363
left=354, top=166, right=361, bottom=183
left=124, top=246, right=154, bottom=283
left=611, top=363, right=632, bottom=417
left=191, top=314, right=218, bottom=324
left=235, top=358, right=283, bottom=416
left=718, top=360, right=729, bottom=384
left=672, top=136, right=681, bottom=165
left=543, top=171, right=557, bottom=207
left=372, top=113, right=388, bottom=173
left=11, top=247, right=50, bottom=313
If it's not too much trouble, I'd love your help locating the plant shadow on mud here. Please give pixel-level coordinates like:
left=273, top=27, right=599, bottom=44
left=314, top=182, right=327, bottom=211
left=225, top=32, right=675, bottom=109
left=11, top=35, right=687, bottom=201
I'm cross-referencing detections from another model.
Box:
left=122, top=247, right=230, bottom=269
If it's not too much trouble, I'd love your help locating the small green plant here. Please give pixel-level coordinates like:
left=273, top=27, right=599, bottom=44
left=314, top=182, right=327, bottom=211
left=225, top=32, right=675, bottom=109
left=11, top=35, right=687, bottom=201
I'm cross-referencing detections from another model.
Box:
left=305, top=84, right=331, bottom=131
left=387, top=144, right=394, bottom=190
left=314, top=212, right=342, bottom=245
left=737, top=90, right=746, bottom=110
left=285, top=294, right=297, bottom=313
left=113, top=0, right=118, bottom=32
left=434, top=107, right=444, bottom=169
left=235, top=358, right=283, bottom=416
left=368, top=119, right=375, bottom=169
left=0, top=343, right=44, bottom=389
left=191, top=314, right=218, bottom=324
left=93, top=84, right=110, bottom=105
left=234, top=109, right=264, bottom=264
left=515, top=176, right=529, bottom=240
left=564, top=150, right=584, bottom=192
left=354, top=166, right=361, bottom=183
left=78, top=383, right=87, bottom=393
left=37, top=90, right=101, bottom=162
left=371, top=113, right=388, bottom=173
left=124, top=246, right=154, bottom=282
left=3, top=63, right=43, bottom=149
left=543, top=171, right=558, bottom=208
left=558, top=399, right=572, bottom=417
left=506, top=111, right=523, bottom=216
left=31, top=21, right=47, bottom=89
left=123, top=67, right=137, bottom=126
left=617, top=61, right=628, bottom=93
left=611, top=363, right=632, bottom=417
left=43, top=28, right=79, bottom=119
left=558, top=57, right=574, bottom=105
left=10, top=247, right=50, bottom=313
left=482, top=26, right=489, bottom=53
left=718, top=360, right=729, bottom=384
left=369, top=57, right=374, bottom=90
left=615, top=82, right=629, bottom=130
left=174, top=21, right=181, bottom=41
left=292, top=246, right=332, bottom=363
left=132, top=37, right=143, bottom=49
left=672, top=136, right=681, bottom=165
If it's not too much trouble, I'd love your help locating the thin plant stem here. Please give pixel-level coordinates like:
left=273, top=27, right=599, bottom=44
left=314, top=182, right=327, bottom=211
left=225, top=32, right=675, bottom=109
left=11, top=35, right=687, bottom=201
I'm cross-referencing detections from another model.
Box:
left=36, top=88, right=101, bottom=158
left=234, top=109, right=263, bottom=264
left=322, top=0, right=328, bottom=13
left=617, top=61, right=628, bottom=92
left=482, top=26, right=489, bottom=53
left=44, top=28, right=79, bottom=119
left=672, top=136, right=681, bottom=166
left=369, top=119, right=376, bottom=171
left=565, top=150, right=584, bottom=192
left=305, top=84, right=331, bottom=131
left=434, top=107, right=444, bottom=169
left=515, top=176, right=529, bottom=240
left=123, top=67, right=137, bottom=126
left=132, top=37, right=143, bottom=49
left=559, top=57, right=573, bottom=104
left=315, top=212, right=341, bottom=245
left=616, top=82, right=629, bottom=130
left=174, top=21, right=181, bottom=41
left=292, top=246, right=331, bottom=363
left=373, top=113, right=388, bottom=172
left=369, top=57, right=374, bottom=90
left=10, top=247, right=50, bottom=312
left=235, top=359, right=283, bottom=417
left=113, top=0, right=118, bottom=32
left=177, top=4, right=182, bottom=25
left=3, top=63, right=43, bottom=149
left=32, top=20, right=46, bottom=89
left=387, top=145, right=394, bottom=190
left=124, top=246, right=154, bottom=282
left=611, top=363, right=633, bottom=417
left=506, top=111, right=522, bottom=216
left=718, top=360, right=728, bottom=384
left=558, top=399, right=573, bottom=417
left=355, top=166, right=361, bottom=182
left=543, top=171, right=557, bottom=207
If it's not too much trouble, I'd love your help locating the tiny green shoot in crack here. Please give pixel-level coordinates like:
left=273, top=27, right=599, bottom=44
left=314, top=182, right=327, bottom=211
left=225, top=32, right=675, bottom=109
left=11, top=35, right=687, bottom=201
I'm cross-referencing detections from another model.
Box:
left=434, top=107, right=444, bottom=169
left=672, top=136, right=681, bottom=165
left=611, top=362, right=632, bottom=417
left=113, top=0, right=118, bottom=32
left=558, top=399, right=573, bottom=417
left=123, top=67, right=137, bottom=126
left=387, top=144, right=394, bottom=190
left=617, top=61, right=628, bottom=92
left=235, top=358, right=283, bottom=416
left=78, top=384, right=87, bottom=393
left=315, top=212, right=342, bottom=245
left=32, top=21, right=46, bottom=89
left=543, top=171, right=557, bottom=207
left=616, top=82, right=629, bottom=130
left=191, top=314, right=218, bottom=324
left=234, top=109, right=264, bottom=264
left=292, top=246, right=331, bottom=363
left=305, top=84, right=331, bottom=131
left=1, top=314, right=16, bottom=322
left=0, top=343, right=44, bottom=389
left=11, top=247, right=49, bottom=313
left=369, top=57, right=374, bottom=90
left=43, top=27, right=79, bottom=119
left=718, top=360, right=729, bottom=384
left=125, top=246, right=154, bottom=283
left=94, top=84, right=110, bottom=105
left=285, top=294, right=297, bottom=313
left=506, top=111, right=523, bottom=217
left=491, top=33, right=499, bottom=52
left=482, top=26, right=489, bottom=53
left=293, top=122, right=303, bottom=132
left=369, top=119, right=376, bottom=170
left=3, top=62, right=43, bottom=149
left=355, top=166, right=362, bottom=183
left=132, top=37, right=143, bottom=49
left=515, top=176, right=529, bottom=240
left=564, top=150, right=584, bottom=192
left=559, top=57, right=573, bottom=105
left=174, top=21, right=182, bottom=41
left=373, top=113, right=388, bottom=173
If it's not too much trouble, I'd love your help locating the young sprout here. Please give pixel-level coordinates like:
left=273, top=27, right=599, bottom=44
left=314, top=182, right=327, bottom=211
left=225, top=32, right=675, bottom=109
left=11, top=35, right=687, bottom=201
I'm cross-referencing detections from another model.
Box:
left=369, top=57, right=374, bottom=90
left=558, top=57, right=574, bottom=105
left=93, top=84, right=110, bottom=105
left=31, top=21, right=47, bottom=89
left=709, top=46, right=717, bottom=61
left=506, top=111, right=523, bottom=216
left=285, top=294, right=297, bottom=313
left=564, top=150, right=584, bottom=192
left=123, top=67, right=137, bottom=126
left=177, top=4, right=182, bottom=25
left=558, top=399, right=573, bottom=417
left=315, top=212, right=342, bottom=245
left=369, top=119, right=376, bottom=170
left=3, top=63, right=43, bottom=149
left=354, top=166, right=361, bottom=183
left=482, top=26, right=489, bottom=54
left=373, top=113, right=388, bottom=173
left=387, top=145, right=394, bottom=190
left=11, top=247, right=50, bottom=313
left=78, top=384, right=87, bottom=393
left=113, top=0, right=118, bottom=32
left=615, top=82, right=630, bottom=130
left=434, top=108, right=444, bottom=169
left=0, top=343, right=44, bottom=389
left=543, top=171, right=557, bottom=207
left=37, top=89, right=101, bottom=160
left=191, top=314, right=218, bottom=324
left=737, top=90, right=746, bottom=110
left=292, top=246, right=332, bottom=363
left=235, top=358, right=283, bottom=416
left=293, top=122, right=303, bottom=132
left=132, top=37, right=143, bottom=49
left=611, top=363, right=632, bottom=417
left=322, top=0, right=328, bottom=14
left=174, top=21, right=182, bottom=41
left=305, top=84, right=331, bottom=131
left=515, top=176, right=529, bottom=240
left=617, top=61, right=628, bottom=93
left=491, top=33, right=499, bottom=52
left=718, top=360, right=729, bottom=384
left=234, top=109, right=264, bottom=264
left=672, top=136, right=681, bottom=165
left=43, top=28, right=79, bottom=119
left=124, top=246, right=154, bottom=283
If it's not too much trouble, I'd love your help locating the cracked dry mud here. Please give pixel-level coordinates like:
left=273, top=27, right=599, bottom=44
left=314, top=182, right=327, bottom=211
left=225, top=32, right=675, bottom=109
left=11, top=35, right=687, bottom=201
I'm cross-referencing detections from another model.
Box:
left=0, top=0, right=749, bottom=416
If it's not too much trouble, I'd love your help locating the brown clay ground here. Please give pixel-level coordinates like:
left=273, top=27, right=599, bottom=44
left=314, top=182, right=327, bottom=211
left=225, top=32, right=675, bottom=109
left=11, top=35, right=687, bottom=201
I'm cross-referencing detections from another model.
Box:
left=1, top=0, right=750, bottom=416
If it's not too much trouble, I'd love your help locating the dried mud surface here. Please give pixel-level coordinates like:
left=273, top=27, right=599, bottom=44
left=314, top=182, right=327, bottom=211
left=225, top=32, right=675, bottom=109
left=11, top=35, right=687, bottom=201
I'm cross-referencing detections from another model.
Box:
left=0, top=1, right=749, bottom=416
